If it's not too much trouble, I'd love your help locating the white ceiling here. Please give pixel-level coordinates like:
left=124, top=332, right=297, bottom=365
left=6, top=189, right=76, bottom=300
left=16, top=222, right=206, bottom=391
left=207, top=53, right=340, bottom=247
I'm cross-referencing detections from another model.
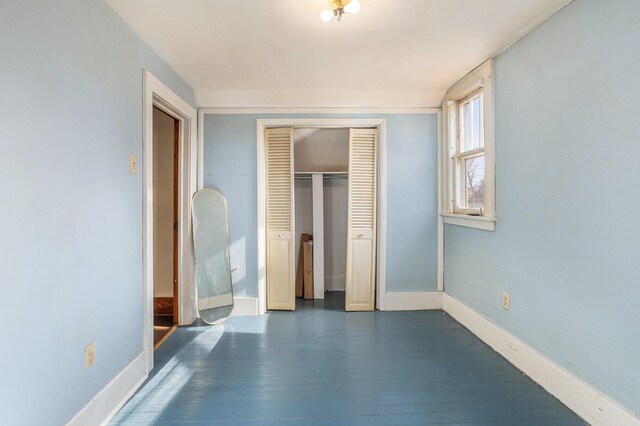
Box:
left=107, top=0, right=571, bottom=107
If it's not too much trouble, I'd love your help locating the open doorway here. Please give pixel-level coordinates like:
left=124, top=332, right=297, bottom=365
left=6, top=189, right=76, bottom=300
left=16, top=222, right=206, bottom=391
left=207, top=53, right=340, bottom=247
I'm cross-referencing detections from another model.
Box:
left=152, top=107, right=179, bottom=348
left=143, top=70, right=198, bottom=372
left=294, top=128, right=349, bottom=311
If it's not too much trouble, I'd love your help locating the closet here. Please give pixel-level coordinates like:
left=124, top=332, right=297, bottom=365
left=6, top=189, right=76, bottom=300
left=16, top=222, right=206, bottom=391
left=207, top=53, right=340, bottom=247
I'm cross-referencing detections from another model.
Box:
left=265, top=126, right=377, bottom=312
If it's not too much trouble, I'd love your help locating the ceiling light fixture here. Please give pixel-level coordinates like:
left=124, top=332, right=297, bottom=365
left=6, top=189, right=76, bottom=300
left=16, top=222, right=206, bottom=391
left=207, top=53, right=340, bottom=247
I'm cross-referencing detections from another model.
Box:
left=320, top=0, right=360, bottom=23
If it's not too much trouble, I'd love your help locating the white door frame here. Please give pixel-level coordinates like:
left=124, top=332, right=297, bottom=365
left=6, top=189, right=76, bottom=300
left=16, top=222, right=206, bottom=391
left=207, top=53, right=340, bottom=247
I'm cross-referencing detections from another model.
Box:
left=257, top=118, right=387, bottom=314
left=142, top=70, right=198, bottom=373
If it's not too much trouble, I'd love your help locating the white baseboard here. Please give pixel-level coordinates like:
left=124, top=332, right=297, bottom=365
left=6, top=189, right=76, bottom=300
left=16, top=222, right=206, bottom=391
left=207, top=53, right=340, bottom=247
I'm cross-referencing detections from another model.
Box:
left=325, top=275, right=345, bottom=292
left=231, top=296, right=259, bottom=316
left=67, top=352, right=147, bottom=426
left=442, top=293, right=640, bottom=426
left=384, top=291, right=443, bottom=311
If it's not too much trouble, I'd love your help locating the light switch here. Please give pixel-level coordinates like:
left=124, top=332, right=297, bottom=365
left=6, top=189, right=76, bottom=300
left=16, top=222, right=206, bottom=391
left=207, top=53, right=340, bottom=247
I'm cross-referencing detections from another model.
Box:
left=130, top=155, right=137, bottom=174
left=502, top=292, right=510, bottom=310
left=85, top=342, right=96, bottom=369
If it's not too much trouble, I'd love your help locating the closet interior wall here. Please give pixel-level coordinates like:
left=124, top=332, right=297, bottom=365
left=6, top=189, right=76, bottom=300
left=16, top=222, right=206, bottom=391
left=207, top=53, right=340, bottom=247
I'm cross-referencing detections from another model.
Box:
left=294, top=177, right=312, bottom=277
left=293, top=128, right=349, bottom=297
left=323, top=177, right=347, bottom=291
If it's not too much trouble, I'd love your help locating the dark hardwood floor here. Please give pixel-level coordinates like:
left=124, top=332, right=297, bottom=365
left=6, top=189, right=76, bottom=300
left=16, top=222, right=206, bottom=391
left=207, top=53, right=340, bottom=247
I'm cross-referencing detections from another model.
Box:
left=154, top=315, right=175, bottom=347
left=112, top=292, right=584, bottom=425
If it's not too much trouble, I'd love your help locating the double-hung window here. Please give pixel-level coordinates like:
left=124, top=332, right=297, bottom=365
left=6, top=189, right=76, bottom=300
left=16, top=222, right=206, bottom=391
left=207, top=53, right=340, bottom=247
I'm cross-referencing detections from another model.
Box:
left=442, top=59, right=495, bottom=231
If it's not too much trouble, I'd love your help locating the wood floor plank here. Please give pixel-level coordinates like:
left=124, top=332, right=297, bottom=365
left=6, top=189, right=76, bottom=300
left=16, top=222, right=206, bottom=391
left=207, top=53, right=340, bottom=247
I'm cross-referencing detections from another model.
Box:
left=111, top=292, right=585, bottom=425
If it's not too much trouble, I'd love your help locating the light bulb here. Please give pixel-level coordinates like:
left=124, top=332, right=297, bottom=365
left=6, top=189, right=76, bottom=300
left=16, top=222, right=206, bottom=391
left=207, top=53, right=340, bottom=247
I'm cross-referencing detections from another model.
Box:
left=344, top=0, right=360, bottom=14
left=320, top=8, right=334, bottom=22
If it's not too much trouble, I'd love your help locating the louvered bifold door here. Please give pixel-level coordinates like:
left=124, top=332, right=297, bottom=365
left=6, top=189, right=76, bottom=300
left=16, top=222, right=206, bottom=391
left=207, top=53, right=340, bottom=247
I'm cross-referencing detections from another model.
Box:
left=265, top=127, right=295, bottom=310
left=346, top=128, right=377, bottom=311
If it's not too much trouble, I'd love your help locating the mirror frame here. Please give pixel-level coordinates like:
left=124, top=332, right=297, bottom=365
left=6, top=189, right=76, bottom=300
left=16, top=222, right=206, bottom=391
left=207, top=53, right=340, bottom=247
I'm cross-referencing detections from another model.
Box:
left=192, top=188, right=234, bottom=324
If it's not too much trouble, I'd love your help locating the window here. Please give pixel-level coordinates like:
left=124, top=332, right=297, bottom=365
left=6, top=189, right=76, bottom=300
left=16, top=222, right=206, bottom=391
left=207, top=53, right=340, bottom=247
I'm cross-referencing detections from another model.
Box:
left=442, top=60, right=495, bottom=231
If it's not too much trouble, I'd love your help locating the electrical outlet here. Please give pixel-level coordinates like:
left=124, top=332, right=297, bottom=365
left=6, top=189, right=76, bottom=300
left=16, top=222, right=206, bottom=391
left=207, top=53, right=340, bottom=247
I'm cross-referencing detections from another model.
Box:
left=130, top=155, right=137, bottom=174
left=85, top=342, right=96, bottom=369
left=502, top=292, right=510, bottom=310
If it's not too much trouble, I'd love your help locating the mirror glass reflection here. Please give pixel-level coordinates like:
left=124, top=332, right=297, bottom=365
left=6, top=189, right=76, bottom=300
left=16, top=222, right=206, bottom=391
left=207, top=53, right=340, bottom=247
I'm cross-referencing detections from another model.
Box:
left=192, top=188, right=234, bottom=324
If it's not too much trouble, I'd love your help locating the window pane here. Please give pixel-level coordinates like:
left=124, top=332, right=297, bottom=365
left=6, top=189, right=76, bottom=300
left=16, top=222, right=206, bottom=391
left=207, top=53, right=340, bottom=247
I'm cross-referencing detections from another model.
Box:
left=460, top=101, right=469, bottom=151
left=460, top=92, right=484, bottom=152
left=464, top=155, right=485, bottom=210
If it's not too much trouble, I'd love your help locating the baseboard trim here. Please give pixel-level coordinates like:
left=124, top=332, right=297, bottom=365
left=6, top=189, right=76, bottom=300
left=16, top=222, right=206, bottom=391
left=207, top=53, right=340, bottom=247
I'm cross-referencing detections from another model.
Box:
left=384, top=291, right=443, bottom=311
left=66, top=351, right=147, bottom=426
left=442, top=293, right=640, bottom=426
left=325, top=275, right=346, bottom=292
left=231, top=296, right=259, bottom=316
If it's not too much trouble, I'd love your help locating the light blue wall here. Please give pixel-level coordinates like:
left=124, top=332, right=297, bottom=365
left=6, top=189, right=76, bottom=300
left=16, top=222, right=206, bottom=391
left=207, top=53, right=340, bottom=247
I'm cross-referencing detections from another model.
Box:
left=203, top=113, right=439, bottom=297
left=444, top=0, right=640, bottom=415
left=0, top=1, right=194, bottom=424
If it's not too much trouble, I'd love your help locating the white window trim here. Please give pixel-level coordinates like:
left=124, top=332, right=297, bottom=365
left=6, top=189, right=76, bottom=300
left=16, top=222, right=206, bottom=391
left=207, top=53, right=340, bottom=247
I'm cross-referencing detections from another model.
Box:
left=441, top=59, right=496, bottom=231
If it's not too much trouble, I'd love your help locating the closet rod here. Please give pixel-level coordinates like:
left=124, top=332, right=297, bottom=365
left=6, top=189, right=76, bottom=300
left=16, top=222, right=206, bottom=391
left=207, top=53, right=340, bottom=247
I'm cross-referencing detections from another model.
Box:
left=294, top=171, right=348, bottom=179
left=294, top=171, right=348, bottom=175
left=294, top=174, right=348, bottom=180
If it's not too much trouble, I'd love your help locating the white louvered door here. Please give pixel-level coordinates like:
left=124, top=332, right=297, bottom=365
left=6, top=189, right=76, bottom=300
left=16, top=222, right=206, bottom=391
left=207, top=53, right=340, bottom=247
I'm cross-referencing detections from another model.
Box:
left=346, top=128, right=377, bottom=311
left=265, top=127, right=295, bottom=310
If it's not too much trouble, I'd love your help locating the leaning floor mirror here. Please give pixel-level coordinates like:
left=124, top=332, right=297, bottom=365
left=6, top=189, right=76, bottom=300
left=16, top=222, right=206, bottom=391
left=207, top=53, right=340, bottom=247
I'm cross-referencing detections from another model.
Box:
left=192, top=188, right=234, bottom=324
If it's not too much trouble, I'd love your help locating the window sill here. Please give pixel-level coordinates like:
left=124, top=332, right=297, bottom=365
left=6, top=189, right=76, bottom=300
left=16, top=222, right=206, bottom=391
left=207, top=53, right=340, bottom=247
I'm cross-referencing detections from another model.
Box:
left=441, top=213, right=496, bottom=231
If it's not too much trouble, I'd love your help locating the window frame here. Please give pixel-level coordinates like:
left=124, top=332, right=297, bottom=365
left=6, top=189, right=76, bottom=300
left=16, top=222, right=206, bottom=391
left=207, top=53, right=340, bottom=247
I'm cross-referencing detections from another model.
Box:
left=442, top=59, right=496, bottom=231
left=454, top=88, right=485, bottom=215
